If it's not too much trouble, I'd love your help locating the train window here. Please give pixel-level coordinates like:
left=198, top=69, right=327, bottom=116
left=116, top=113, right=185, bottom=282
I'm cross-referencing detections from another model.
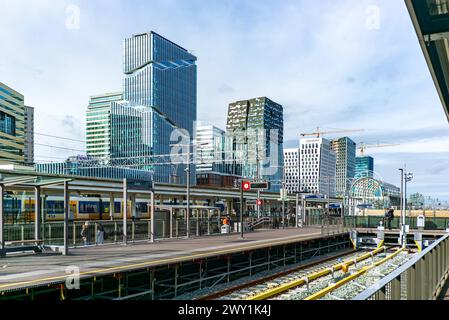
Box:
left=136, top=202, right=148, bottom=212
left=79, top=201, right=100, bottom=214
left=115, top=202, right=121, bottom=213
left=46, top=200, right=65, bottom=214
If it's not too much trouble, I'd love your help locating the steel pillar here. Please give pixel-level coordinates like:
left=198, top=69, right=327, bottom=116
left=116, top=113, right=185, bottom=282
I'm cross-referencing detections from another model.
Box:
left=150, top=191, right=155, bottom=243
left=123, top=178, right=128, bottom=245
left=34, top=186, right=41, bottom=241
left=109, top=193, right=115, bottom=220
left=63, top=181, right=69, bottom=256
left=131, top=194, right=136, bottom=219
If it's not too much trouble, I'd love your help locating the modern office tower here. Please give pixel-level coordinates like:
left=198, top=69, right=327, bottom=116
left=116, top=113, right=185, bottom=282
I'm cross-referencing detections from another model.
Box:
left=226, top=97, right=284, bottom=191
left=86, top=92, right=124, bottom=159
left=0, top=82, right=25, bottom=164
left=194, top=125, right=225, bottom=173
left=299, top=137, right=336, bottom=197
left=284, top=148, right=300, bottom=193
left=123, top=31, right=197, bottom=184
left=123, top=31, right=197, bottom=136
left=24, top=106, right=34, bottom=165
left=86, top=98, right=179, bottom=182
left=355, top=156, right=374, bottom=179
left=331, top=137, right=356, bottom=197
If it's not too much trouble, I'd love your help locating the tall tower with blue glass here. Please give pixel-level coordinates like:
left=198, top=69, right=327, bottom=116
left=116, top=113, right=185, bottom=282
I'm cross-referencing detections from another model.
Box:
left=123, top=31, right=197, bottom=184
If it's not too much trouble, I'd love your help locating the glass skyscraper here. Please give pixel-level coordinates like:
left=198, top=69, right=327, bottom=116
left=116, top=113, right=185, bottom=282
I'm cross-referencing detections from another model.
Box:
left=226, top=97, right=284, bottom=192
left=331, top=137, right=356, bottom=197
left=355, top=156, right=374, bottom=179
left=123, top=31, right=197, bottom=136
left=123, top=31, right=198, bottom=184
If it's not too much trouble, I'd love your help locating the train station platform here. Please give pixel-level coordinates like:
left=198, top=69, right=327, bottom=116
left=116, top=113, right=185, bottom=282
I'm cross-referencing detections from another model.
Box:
left=0, top=227, right=351, bottom=298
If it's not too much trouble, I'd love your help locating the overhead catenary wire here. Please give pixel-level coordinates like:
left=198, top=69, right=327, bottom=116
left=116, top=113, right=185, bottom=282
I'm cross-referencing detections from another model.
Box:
left=35, top=132, right=85, bottom=143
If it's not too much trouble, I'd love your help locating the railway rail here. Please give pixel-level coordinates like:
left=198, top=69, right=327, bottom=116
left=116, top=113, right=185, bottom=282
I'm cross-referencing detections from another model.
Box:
left=197, top=246, right=414, bottom=301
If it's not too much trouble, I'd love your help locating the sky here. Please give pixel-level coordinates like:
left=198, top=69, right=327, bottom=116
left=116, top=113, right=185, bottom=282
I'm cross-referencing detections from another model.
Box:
left=1, top=0, right=448, bottom=202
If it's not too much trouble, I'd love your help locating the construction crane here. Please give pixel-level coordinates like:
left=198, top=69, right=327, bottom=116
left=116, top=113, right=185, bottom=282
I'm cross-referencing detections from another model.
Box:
left=358, top=143, right=400, bottom=156
left=300, top=127, right=365, bottom=138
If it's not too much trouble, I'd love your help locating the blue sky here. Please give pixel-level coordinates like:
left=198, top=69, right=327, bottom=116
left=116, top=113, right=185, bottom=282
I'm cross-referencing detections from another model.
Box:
left=1, top=0, right=448, bottom=202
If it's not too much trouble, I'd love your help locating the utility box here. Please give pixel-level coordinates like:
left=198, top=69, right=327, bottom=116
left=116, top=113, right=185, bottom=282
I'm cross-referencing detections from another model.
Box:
left=221, top=225, right=230, bottom=234
left=417, top=215, right=425, bottom=228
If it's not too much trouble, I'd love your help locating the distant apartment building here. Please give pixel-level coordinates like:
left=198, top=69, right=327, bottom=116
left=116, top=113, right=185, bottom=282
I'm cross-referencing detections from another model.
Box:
left=355, top=156, right=374, bottom=179
left=299, top=137, right=336, bottom=197
left=0, top=82, right=25, bottom=164
left=331, top=137, right=356, bottom=197
left=24, top=106, right=34, bottom=165
left=284, top=148, right=299, bottom=193
left=226, top=97, right=284, bottom=192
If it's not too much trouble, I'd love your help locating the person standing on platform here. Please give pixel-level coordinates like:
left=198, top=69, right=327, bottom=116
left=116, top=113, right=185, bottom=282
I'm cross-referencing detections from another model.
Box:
left=96, top=223, right=105, bottom=245
left=81, top=222, right=89, bottom=246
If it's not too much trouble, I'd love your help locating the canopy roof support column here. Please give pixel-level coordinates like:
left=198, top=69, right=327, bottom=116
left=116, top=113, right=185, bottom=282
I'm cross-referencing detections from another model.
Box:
left=35, top=187, right=41, bottom=241
left=63, top=181, right=70, bottom=256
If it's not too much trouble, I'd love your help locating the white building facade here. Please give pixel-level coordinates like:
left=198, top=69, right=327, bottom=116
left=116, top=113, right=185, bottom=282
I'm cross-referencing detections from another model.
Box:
left=284, top=148, right=299, bottom=193
left=299, top=137, right=336, bottom=197
left=194, top=125, right=225, bottom=173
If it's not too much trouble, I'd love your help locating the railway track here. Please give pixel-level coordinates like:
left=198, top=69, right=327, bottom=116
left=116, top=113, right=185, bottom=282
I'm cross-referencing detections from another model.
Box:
left=197, top=246, right=411, bottom=301
left=194, top=249, right=355, bottom=300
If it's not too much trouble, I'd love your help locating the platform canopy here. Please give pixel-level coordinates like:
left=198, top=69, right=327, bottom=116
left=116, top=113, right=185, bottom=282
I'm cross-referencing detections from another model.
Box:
left=0, top=167, right=153, bottom=197
left=406, top=0, right=449, bottom=121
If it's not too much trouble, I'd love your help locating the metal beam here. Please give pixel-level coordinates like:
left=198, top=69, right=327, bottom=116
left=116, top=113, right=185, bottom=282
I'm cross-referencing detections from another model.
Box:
left=1, top=176, right=37, bottom=186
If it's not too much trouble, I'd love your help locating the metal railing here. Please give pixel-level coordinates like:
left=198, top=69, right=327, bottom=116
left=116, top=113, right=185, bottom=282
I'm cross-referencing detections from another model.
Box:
left=2, top=218, right=226, bottom=248
left=352, top=233, right=449, bottom=300
left=344, top=216, right=449, bottom=231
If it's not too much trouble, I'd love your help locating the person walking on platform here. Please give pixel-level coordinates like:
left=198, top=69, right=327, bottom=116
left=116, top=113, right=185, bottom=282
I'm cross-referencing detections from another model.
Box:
left=81, top=222, right=89, bottom=246
left=385, top=208, right=394, bottom=230
left=96, top=223, right=105, bottom=245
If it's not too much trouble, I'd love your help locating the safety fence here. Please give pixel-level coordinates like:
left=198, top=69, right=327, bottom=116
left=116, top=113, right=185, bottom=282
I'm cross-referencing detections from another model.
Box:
left=343, top=216, right=449, bottom=230
left=2, top=218, right=227, bottom=248
left=352, top=233, right=449, bottom=300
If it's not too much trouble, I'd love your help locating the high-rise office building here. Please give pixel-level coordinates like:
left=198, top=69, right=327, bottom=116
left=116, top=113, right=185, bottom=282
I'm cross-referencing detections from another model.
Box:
left=194, top=125, right=225, bottom=174
left=331, top=137, right=356, bottom=197
left=355, top=156, right=374, bottom=179
left=226, top=97, right=284, bottom=191
left=299, top=137, right=336, bottom=197
left=86, top=92, right=124, bottom=159
left=284, top=148, right=300, bottom=193
left=123, top=31, right=197, bottom=136
left=0, top=82, right=25, bottom=164
left=24, top=106, right=34, bottom=165
left=123, top=31, right=198, bottom=184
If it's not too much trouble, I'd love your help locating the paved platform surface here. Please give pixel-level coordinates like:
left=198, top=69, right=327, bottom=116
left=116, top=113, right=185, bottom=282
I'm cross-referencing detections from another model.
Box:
left=0, top=227, right=336, bottom=292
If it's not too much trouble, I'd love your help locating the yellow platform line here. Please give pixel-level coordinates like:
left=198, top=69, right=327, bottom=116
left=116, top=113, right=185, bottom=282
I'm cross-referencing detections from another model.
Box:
left=0, top=231, right=328, bottom=291
left=304, top=247, right=405, bottom=300
left=247, top=246, right=385, bottom=300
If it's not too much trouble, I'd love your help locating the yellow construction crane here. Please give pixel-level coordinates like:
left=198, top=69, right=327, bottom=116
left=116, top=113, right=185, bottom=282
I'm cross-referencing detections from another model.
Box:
left=358, top=143, right=400, bottom=156
left=300, top=127, right=365, bottom=138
